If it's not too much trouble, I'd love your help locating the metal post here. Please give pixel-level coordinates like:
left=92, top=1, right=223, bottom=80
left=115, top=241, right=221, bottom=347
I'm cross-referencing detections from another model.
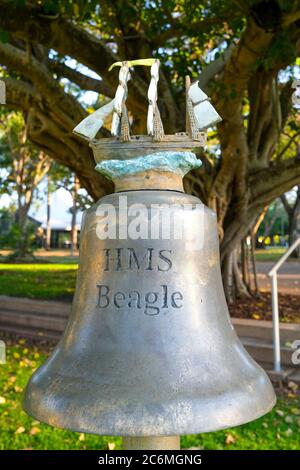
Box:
left=122, top=436, right=180, bottom=450
left=271, top=274, right=281, bottom=372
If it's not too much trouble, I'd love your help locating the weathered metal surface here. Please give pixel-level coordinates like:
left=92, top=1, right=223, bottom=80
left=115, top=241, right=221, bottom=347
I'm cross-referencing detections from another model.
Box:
left=90, top=134, right=207, bottom=162
left=23, top=190, right=275, bottom=436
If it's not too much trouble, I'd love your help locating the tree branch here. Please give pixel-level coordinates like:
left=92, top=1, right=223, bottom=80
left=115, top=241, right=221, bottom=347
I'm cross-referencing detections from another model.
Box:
left=198, top=44, right=234, bottom=92
left=48, top=60, right=115, bottom=98
left=250, top=158, right=300, bottom=211
left=280, top=193, right=292, bottom=216
left=0, top=42, right=85, bottom=124
left=0, top=3, right=118, bottom=80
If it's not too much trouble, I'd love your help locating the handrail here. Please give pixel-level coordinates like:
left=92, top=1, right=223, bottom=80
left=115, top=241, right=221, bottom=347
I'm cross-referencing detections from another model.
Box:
left=269, top=237, right=300, bottom=276
left=268, top=236, right=300, bottom=372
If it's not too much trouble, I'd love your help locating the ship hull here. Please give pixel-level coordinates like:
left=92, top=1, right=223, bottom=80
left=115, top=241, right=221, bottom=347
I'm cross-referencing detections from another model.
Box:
left=90, top=134, right=206, bottom=162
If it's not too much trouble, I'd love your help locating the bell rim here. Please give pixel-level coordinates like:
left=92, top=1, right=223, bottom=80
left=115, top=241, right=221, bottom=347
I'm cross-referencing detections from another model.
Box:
left=23, top=379, right=276, bottom=437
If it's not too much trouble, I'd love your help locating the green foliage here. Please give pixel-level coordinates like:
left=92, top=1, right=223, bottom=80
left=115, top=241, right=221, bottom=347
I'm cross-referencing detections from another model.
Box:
left=257, top=199, right=288, bottom=238
left=0, top=207, right=39, bottom=254
left=0, top=341, right=299, bottom=449
left=0, top=111, right=42, bottom=197
left=0, top=27, right=8, bottom=43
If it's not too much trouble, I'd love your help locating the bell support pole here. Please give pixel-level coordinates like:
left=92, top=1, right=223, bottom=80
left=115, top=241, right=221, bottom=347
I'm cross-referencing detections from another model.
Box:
left=122, top=436, right=180, bottom=450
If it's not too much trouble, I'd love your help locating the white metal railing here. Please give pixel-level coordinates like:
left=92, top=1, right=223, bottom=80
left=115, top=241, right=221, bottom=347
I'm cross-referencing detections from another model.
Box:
left=268, top=237, right=300, bottom=372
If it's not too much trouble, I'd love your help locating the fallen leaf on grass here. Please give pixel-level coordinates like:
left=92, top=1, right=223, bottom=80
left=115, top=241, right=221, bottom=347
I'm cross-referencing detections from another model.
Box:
left=79, top=433, right=85, bottom=441
left=30, top=427, right=40, bottom=436
left=0, top=396, right=6, bottom=404
left=285, top=428, right=293, bottom=436
left=107, top=442, right=116, bottom=450
left=275, top=409, right=284, bottom=417
left=285, top=416, right=293, bottom=424
left=15, top=426, right=25, bottom=434
left=14, top=386, right=23, bottom=393
left=225, top=434, right=237, bottom=445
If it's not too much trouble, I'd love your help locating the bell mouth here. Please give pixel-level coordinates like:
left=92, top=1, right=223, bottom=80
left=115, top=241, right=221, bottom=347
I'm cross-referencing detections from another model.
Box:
left=22, top=190, right=276, bottom=438
left=23, top=356, right=276, bottom=437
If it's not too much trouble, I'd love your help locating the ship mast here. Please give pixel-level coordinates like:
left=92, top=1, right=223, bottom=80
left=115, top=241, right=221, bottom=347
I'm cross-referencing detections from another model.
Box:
left=185, top=75, right=201, bottom=140
left=111, top=62, right=131, bottom=141
left=147, top=59, right=164, bottom=141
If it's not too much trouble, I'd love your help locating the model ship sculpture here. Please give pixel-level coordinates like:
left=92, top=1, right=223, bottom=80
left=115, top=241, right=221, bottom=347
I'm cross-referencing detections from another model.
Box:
left=73, top=58, right=221, bottom=162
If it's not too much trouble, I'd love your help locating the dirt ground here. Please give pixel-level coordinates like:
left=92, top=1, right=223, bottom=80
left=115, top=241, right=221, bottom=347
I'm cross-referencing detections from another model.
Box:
left=229, top=292, right=300, bottom=324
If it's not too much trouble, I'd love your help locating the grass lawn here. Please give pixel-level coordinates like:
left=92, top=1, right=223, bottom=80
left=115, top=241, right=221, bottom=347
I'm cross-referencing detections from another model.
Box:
left=0, top=340, right=299, bottom=450
left=255, top=247, right=287, bottom=262
left=0, top=264, right=77, bottom=300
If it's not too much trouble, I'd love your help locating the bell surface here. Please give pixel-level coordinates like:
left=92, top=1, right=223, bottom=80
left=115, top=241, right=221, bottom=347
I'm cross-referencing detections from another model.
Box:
left=23, top=190, right=276, bottom=436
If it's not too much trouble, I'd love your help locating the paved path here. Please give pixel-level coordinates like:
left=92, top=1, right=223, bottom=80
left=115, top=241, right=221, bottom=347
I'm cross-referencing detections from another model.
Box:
left=256, top=261, right=300, bottom=295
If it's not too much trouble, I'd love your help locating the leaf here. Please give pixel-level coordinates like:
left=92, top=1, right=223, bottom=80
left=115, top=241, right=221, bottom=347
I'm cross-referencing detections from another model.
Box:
left=285, top=428, right=293, bottom=436
left=225, top=434, right=237, bottom=445
left=275, top=409, right=284, bottom=417
left=107, top=442, right=116, bottom=450
left=288, top=381, right=298, bottom=391
left=79, top=433, right=85, bottom=441
left=15, top=426, right=25, bottom=434
left=0, top=28, right=9, bottom=44
left=285, top=416, right=293, bottom=424
left=30, top=427, right=40, bottom=436
left=0, top=396, right=6, bottom=404
left=252, top=313, right=261, bottom=320
left=14, top=385, right=23, bottom=393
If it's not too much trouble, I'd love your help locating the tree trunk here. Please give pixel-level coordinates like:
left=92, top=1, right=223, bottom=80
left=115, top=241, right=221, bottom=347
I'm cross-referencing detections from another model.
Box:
left=70, top=176, right=79, bottom=257
left=281, top=186, right=300, bottom=258
left=17, top=207, right=29, bottom=259
left=45, top=176, right=52, bottom=251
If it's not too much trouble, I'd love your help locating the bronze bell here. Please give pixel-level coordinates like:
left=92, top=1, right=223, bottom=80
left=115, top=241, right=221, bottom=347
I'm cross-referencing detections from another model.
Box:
left=24, top=61, right=275, bottom=447
left=23, top=157, right=276, bottom=441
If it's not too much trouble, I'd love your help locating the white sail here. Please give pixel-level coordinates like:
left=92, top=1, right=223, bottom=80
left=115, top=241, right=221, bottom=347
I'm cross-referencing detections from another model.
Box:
left=188, top=81, right=221, bottom=129
left=73, top=99, right=115, bottom=140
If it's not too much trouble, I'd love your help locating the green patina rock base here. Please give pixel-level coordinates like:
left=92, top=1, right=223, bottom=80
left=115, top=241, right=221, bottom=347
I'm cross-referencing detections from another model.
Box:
left=95, top=151, right=201, bottom=180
